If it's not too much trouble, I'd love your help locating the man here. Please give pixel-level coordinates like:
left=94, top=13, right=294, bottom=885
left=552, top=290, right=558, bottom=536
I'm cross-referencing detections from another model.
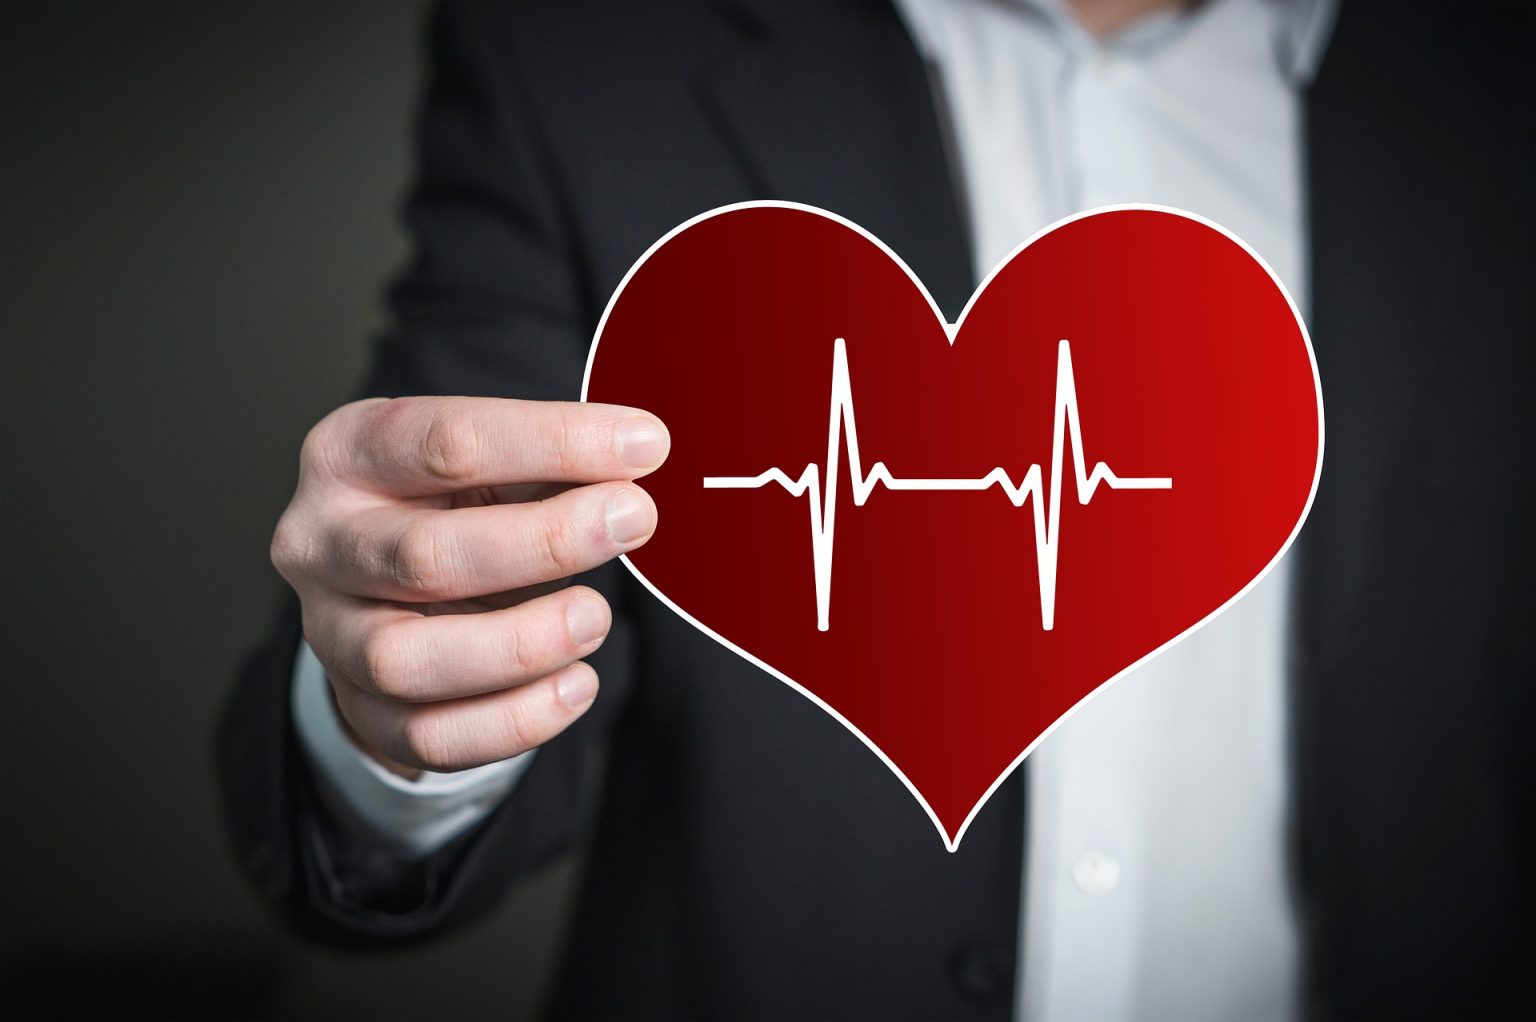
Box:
left=222, top=1, right=1534, bottom=1019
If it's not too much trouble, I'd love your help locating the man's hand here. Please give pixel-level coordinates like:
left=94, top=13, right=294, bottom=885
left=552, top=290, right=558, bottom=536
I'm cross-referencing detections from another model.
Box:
left=271, top=396, right=669, bottom=777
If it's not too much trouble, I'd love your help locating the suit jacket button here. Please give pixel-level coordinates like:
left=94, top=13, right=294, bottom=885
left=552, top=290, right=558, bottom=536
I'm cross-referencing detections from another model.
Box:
left=950, top=937, right=1013, bottom=1004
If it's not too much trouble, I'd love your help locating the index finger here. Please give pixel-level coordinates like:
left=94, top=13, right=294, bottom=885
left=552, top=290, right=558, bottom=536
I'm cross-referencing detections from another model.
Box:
left=334, top=396, right=670, bottom=495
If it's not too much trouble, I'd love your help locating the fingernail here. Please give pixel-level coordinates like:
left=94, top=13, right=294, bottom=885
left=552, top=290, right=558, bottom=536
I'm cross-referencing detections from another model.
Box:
left=605, top=488, right=654, bottom=545
left=615, top=417, right=669, bottom=469
left=565, top=593, right=610, bottom=647
left=556, top=664, right=598, bottom=709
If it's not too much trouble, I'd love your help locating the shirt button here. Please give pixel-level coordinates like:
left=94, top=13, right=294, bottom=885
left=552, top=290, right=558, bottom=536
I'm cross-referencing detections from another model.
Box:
left=1072, top=850, right=1121, bottom=895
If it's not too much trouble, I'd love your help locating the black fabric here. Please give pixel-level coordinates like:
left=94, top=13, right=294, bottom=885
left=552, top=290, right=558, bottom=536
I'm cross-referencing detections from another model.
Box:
left=1295, top=5, right=1535, bottom=1019
left=218, top=3, right=1534, bottom=1019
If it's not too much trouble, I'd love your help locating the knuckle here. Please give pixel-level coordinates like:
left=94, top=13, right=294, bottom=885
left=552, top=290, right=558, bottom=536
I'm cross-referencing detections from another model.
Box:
left=389, top=518, right=455, bottom=597
left=498, top=617, right=542, bottom=678
left=420, top=406, right=481, bottom=485
left=548, top=413, right=581, bottom=478
left=361, top=621, right=420, bottom=701
left=297, top=422, right=330, bottom=474
left=328, top=518, right=371, bottom=579
left=499, top=695, right=546, bottom=756
left=537, top=510, right=586, bottom=579
left=400, top=711, right=454, bottom=772
left=269, top=511, right=315, bottom=580
left=299, top=407, right=351, bottom=478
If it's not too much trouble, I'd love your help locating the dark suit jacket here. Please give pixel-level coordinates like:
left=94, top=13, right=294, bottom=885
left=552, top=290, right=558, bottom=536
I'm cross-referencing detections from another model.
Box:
left=220, top=3, right=1534, bottom=1019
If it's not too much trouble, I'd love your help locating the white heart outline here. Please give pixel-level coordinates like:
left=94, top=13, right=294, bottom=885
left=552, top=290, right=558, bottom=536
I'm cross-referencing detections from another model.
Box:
left=580, top=201, right=1325, bottom=851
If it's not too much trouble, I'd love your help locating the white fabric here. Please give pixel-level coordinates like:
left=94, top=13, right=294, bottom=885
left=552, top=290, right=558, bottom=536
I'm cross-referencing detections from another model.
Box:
left=891, top=0, right=1332, bottom=1019
left=292, top=0, right=1335, bottom=1015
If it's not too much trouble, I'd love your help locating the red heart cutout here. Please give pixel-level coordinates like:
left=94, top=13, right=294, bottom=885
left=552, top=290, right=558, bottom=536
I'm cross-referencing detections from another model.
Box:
left=584, top=204, right=1321, bottom=848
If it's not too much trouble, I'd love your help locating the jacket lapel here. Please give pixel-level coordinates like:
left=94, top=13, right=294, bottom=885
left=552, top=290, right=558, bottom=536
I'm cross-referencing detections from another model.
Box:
left=1296, top=6, right=1534, bottom=1017
left=701, top=1, right=976, bottom=320
left=1300, top=15, right=1442, bottom=669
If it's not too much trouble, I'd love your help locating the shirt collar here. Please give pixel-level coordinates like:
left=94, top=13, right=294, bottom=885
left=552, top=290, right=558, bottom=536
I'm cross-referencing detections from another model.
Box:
left=896, top=0, right=1338, bottom=85
left=1273, top=0, right=1336, bottom=83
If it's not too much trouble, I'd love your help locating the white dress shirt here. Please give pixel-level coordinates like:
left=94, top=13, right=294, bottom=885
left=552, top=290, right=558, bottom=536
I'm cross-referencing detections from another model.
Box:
left=892, top=1, right=1333, bottom=1019
left=294, top=0, right=1335, bottom=1016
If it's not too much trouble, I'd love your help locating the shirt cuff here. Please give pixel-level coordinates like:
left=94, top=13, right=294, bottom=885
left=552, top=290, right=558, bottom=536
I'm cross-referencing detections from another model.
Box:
left=290, top=639, right=533, bottom=858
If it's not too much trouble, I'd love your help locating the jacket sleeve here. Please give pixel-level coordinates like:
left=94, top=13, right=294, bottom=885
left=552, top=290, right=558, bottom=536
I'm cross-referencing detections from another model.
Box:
left=216, top=0, right=638, bottom=946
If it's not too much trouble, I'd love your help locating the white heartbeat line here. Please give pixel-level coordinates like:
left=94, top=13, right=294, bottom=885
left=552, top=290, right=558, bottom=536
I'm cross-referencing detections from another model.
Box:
left=703, top=339, right=1172, bottom=632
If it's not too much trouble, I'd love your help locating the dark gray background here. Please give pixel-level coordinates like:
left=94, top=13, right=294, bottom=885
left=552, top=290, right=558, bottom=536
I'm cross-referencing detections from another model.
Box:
left=1, top=3, right=573, bottom=1018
